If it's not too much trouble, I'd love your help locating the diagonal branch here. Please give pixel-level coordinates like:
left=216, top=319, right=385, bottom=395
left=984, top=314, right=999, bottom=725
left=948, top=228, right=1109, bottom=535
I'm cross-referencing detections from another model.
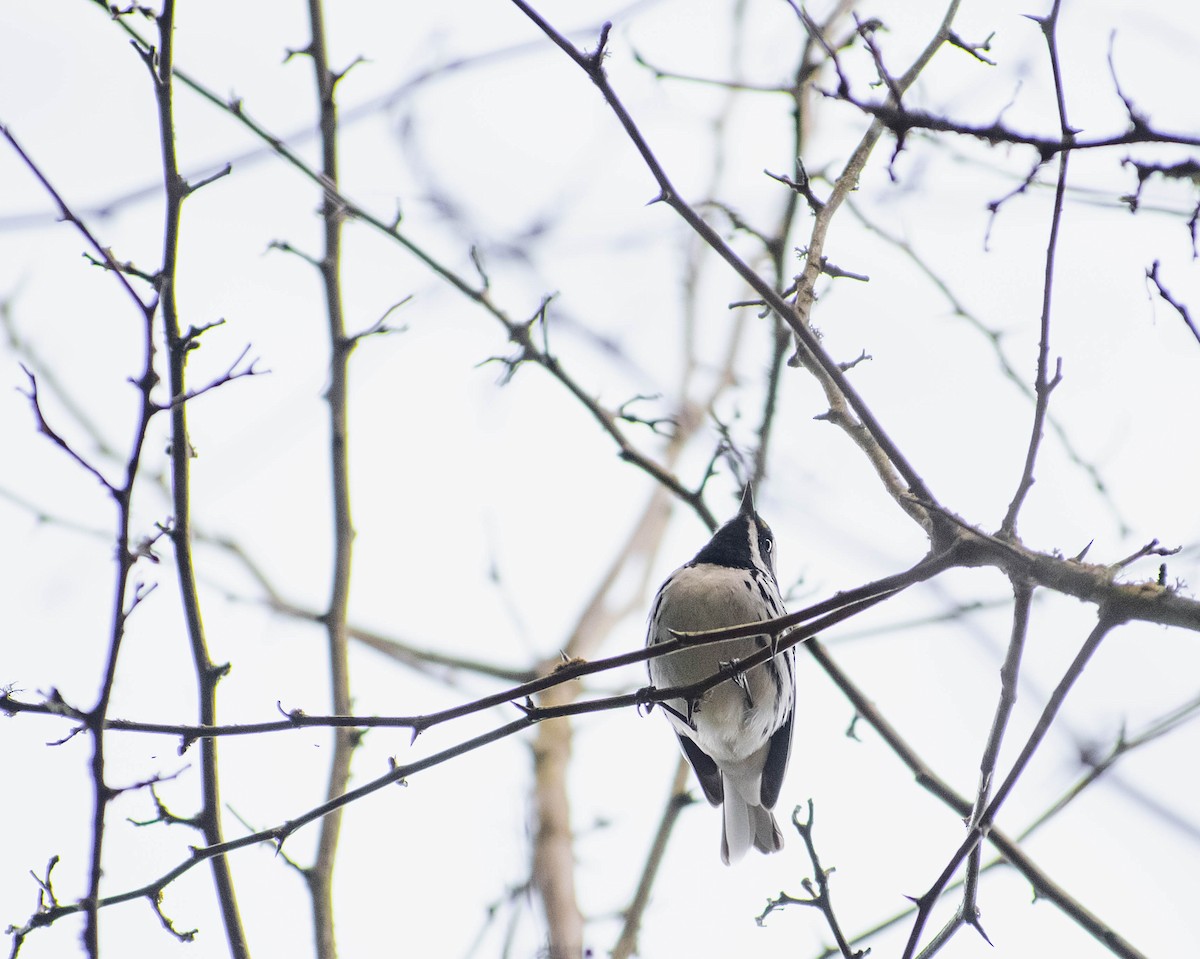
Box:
left=506, top=0, right=967, bottom=532
left=959, top=580, right=1033, bottom=948
left=807, top=635, right=1147, bottom=959
left=611, top=758, right=691, bottom=959
left=901, top=608, right=1121, bottom=958
left=0, top=124, right=153, bottom=318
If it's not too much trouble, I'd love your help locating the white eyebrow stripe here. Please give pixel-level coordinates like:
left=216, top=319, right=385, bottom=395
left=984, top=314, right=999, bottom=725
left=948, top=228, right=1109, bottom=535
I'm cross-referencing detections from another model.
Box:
left=744, top=515, right=764, bottom=571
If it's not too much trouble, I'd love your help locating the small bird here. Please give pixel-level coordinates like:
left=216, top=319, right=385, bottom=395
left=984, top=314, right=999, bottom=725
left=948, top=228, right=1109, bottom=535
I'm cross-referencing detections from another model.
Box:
left=647, top=484, right=795, bottom=864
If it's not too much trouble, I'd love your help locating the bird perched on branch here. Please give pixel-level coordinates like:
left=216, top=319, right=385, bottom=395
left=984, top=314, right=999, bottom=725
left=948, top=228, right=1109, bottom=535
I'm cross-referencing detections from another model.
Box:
left=646, top=484, right=795, bottom=864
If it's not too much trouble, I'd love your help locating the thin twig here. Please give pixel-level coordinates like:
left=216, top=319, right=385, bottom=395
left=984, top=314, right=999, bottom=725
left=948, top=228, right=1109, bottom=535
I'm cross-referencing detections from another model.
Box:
left=757, top=801, right=861, bottom=958
left=960, top=580, right=1033, bottom=949
left=507, top=0, right=959, bottom=531
left=95, top=9, right=719, bottom=530
left=0, top=124, right=152, bottom=318
left=5, top=34, right=164, bottom=959
left=3, top=554, right=941, bottom=746
left=611, top=758, right=692, bottom=959
left=807, top=636, right=1147, bottom=959
left=822, top=686, right=1200, bottom=956
left=146, top=1, right=250, bottom=952
left=901, top=610, right=1122, bottom=959
left=844, top=200, right=1129, bottom=533
left=297, top=3, right=358, bottom=956
left=1000, top=0, right=1071, bottom=536
left=1146, top=260, right=1200, bottom=346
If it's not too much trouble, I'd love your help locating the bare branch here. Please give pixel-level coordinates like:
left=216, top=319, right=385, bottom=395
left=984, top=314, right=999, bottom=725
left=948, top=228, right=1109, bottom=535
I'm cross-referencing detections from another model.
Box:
left=757, top=801, right=862, bottom=958
left=0, top=124, right=152, bottom=318
left=1000, top=0, right=1071, bottom=537
left=142, top=1, right=249, bottom=951
left=17, top=366, right=117, bottom=497
left=961, top=581, right=1032, bottom=947
left=611, top=759, right=692, bottom=959
left=902, top=609, right=1121, bottom=959
left=1146, top=260, right=1200, bottom=347
left=808, top=636, right=1148, bottom=959
left=506, top=0, right=963, bottom=531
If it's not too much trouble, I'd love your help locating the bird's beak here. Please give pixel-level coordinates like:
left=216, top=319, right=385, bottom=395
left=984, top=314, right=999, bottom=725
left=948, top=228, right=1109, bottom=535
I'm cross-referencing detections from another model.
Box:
left=739, top=482, right=755, bottom=516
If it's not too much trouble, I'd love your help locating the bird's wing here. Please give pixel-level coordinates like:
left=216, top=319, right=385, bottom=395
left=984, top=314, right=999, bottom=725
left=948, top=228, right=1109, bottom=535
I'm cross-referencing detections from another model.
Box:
left=760, top=703, right=794, bottom=810
left=676, top=733, right=723, bottom=806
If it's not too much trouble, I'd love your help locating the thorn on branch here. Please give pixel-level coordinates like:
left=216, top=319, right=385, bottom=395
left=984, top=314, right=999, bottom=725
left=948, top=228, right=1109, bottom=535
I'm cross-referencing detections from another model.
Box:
left=184, top=162, right=233, bottom=196
left=332, top=55, right=369, bottom=87
left=551, top=651, right=587, bottom=674
left=967, top=911, right=994, bottom=947
left=270, top=821, right=297, bottom=855
left=948, top=30, right=997, bottom=66
left=283, top=42, right=315, bottom=63
left=226, top=805, right=306, bottom=873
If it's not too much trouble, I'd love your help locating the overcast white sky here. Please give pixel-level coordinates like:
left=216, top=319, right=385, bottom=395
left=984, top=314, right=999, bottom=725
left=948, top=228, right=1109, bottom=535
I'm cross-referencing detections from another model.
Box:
left=3, top=2, right=1200, bottom=957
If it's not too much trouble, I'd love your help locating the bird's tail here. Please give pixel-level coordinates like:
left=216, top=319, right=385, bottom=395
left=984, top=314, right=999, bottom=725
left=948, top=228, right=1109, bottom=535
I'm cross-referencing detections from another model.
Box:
left=720, top=781, right=783, bottom=865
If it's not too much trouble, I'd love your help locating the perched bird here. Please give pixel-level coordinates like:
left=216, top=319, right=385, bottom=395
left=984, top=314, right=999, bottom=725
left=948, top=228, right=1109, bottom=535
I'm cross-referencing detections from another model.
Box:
left=647, top=484, right=795, bottom=864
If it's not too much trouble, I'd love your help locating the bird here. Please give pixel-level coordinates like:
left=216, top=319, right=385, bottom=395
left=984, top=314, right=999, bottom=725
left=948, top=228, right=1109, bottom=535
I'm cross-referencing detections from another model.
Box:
left=646, top=483, right=795, bottom=864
